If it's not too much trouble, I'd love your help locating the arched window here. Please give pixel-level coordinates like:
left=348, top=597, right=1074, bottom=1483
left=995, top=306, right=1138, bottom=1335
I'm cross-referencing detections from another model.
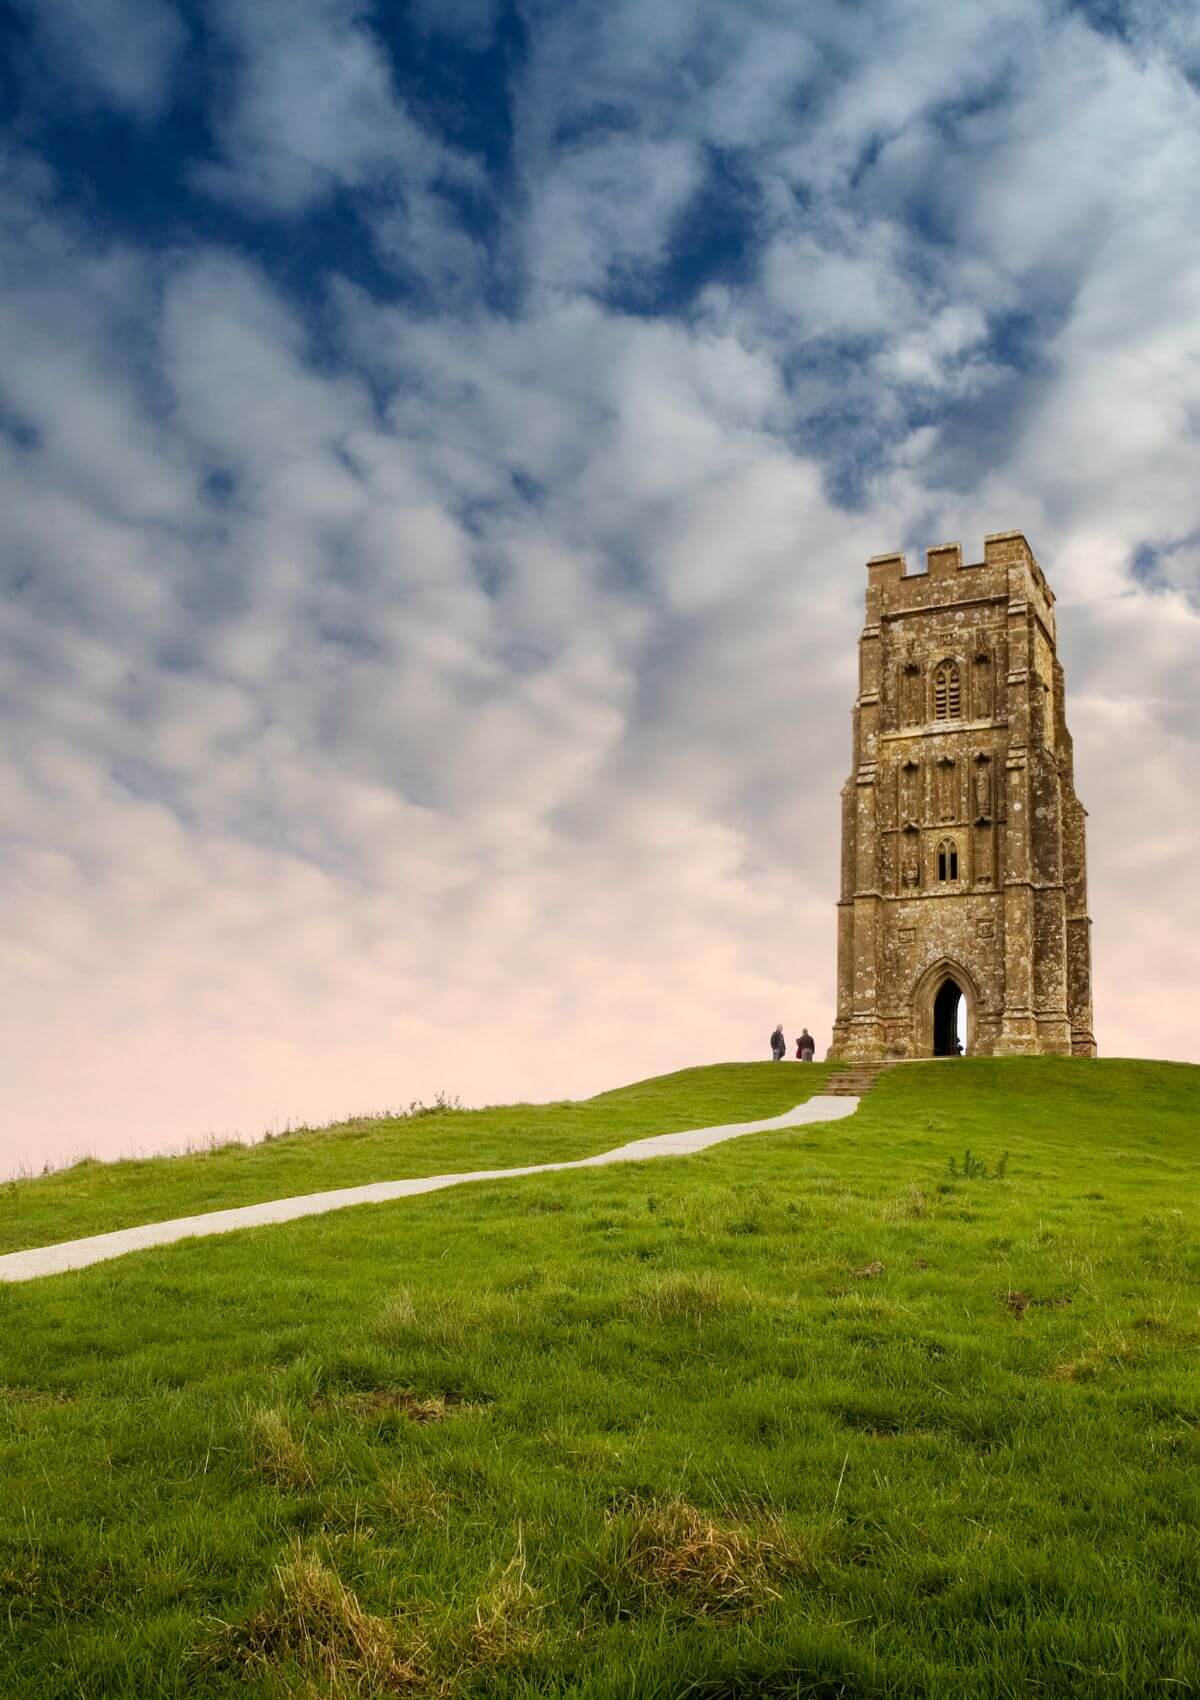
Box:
left=933, top=662, right=961, bottom=720
left=937, top=838, right=959, bottom=881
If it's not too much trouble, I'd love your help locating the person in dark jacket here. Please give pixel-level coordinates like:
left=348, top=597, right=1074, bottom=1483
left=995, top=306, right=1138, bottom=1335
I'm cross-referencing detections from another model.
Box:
left=796, top=1028, right=816, bottom=1061
left=770, top=1023, right=786, bottom=1061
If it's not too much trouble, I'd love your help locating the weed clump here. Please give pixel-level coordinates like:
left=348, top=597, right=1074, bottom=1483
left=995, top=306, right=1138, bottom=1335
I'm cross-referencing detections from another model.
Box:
left=372, top=1288, right=476, bottom=1354
left=947, top=1148, right=1009, bottom=1180
left=404, top=1092, right=463, bottom=1118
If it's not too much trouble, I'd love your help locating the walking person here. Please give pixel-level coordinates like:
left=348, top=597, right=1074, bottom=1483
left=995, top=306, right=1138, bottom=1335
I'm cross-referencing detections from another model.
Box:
left=770, top=1023, right=786, bottom=1061
left=797, top=1027, right=816, bottom=1062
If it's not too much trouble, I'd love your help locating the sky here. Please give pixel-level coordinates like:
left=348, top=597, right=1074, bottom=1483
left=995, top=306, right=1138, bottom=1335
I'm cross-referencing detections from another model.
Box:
left=1, top=0, right=1198, bottom=1177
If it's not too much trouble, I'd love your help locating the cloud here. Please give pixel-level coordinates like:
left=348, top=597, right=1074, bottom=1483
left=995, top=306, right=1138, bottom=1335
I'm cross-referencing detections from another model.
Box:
left=11, top=0, right=186, bottom=120
left=1, top=0, right=1199, bottom=1176
left=524, top=135, right=703, bottom=299
left=194, top=0, right=416, bottom=211
left=191, top=0, right=487, bottom=305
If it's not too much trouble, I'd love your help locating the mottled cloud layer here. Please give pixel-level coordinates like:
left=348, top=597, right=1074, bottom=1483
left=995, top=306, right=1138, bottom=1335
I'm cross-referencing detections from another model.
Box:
left=1, top=0, right=1198, bottom=1174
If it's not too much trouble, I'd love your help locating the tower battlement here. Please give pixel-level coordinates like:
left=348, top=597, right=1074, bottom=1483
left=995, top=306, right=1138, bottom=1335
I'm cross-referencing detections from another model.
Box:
left=868, top=530, right=1041, bottom=579
left=830, top=530, right=1095, bottom=1061
left=864, top=533, right=1055, bottom=640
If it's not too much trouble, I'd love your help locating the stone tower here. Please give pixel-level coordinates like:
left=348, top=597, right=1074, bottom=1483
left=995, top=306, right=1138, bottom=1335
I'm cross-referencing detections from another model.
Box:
left=830, top=531, right=1096, bottom=1060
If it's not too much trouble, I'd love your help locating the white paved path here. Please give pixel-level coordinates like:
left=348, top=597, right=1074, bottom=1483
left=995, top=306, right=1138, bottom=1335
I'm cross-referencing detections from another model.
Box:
left=0, top=1095, right=858, bottom=1284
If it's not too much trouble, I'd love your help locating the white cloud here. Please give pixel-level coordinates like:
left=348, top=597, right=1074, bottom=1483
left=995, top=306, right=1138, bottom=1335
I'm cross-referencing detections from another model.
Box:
left=2, top=0, right=1200, bottom=1175
left=192, top=0, right=486, bottom=307
left=195, top=0, right=414, bottom=210
left=524, top=135, right=702, bottom=298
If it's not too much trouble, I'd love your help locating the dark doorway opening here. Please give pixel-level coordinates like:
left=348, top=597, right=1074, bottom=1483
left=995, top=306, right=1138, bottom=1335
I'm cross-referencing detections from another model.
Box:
left=933, top=979, right=964, bottom=1056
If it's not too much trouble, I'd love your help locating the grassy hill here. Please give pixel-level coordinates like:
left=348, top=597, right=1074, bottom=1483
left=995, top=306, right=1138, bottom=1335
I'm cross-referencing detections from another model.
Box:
left=1, top=1057, right=1198, bottom=1697
left=0, top=1063, right=830, bottom=1257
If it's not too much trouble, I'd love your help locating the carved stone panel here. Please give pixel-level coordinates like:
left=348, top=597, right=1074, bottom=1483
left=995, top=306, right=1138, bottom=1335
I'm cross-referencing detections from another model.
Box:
left=974, top=822, right=994, bottom=885
left=972, top=649, right=993, bottom=720
left=900, top=758, right=920, bottom=827
left=900, top=824, right=921, bottom=891
left=973, top=754, right=993, bottom=822
left=900, top=660, right=922, bottom=725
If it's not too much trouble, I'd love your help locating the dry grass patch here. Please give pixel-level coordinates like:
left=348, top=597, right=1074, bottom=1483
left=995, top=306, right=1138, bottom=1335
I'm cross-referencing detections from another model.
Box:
left=0, top=1546, right=42, bottom=1603
left=0, top=1385, right=73, bottom=1406
left=372, top=1289, right=487, bottom=1355
left=203, top=1541, right=430, bottom=1696
left=377, top=1477, right=453, bottom=1529
left=1051, top=1332, right=1136, bottom=1382
left=442, top=1537, right=544, bottom=1681
left=881, top=1184, right=929, bottom=1220
left=339, top=1390, right=455, bottom=1423
left=1003, top=1290, right=1073, bottom=1321
left=376, top=1288, right=418, bottom=1330
left=603, top=1498, right=813, bottom=1618
left=246, top=1405, right=315, bottom=1491
left=636, top=1272, right=730, bottom=1326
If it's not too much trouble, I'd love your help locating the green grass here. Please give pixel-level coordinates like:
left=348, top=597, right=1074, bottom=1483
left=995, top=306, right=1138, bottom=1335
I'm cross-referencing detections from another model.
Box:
left=0, top=1063, right=834, bottom=1256
left=1, top=1057, right=1198, bottom=1698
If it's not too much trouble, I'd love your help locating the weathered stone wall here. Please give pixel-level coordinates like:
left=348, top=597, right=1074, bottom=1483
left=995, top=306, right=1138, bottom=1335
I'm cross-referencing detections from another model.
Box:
left=830, top=531, right=1096, bottom=1060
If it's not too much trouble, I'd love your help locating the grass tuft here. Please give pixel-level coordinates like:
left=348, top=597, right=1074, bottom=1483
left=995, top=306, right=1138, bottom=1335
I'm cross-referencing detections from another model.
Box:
left=0, top=1546, right=42, bottom=1605
left=1050, top=1331, right=1136, bottom=1381
left=882, top=1182, right=929, bottom=1219
left=246, top=1405, right=316, bottom=1491
left=443, top=1535, right=544, bottom=1679
left=203, top=1541, right=428, bottom=1694
left=597, top=1498, right=812, bottom=1618
left=636, top=1272, right=729, bottom=1325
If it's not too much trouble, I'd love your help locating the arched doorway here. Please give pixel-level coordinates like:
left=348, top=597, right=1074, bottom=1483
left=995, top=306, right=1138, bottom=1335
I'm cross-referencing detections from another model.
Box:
left=912, top=957, right=978, bottom=1059
left=933, top=979, right=964, bottom=1056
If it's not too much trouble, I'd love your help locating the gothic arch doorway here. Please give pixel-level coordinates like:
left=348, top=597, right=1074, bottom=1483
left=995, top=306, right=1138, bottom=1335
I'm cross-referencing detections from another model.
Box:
left=913, top=958, right=978, bottom=1058
left=933, top=979, right=964, bottom=1056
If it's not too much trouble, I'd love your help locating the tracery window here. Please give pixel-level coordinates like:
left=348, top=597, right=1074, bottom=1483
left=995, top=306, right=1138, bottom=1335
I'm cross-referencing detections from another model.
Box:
left=933, top=662, right=961, bottom=720
left=937, top=838, right=959, bottom=881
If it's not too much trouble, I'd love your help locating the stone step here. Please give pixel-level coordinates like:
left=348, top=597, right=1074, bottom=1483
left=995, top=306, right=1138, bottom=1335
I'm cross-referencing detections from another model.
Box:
left=823, top=1059, right=905, bottom=1097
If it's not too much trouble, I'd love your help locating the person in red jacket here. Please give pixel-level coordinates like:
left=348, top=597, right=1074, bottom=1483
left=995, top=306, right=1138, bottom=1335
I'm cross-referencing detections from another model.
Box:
left=796, top=1028, right=816, bottom=1061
